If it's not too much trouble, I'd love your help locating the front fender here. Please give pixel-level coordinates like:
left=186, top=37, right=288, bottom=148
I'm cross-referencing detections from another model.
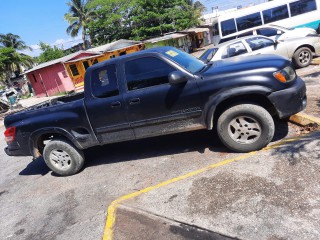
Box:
left=205, top=85, right=272, bottom=130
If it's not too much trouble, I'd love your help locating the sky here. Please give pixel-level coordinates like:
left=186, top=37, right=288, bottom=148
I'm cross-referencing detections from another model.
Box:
left=0, top=0, right=266, bottom=57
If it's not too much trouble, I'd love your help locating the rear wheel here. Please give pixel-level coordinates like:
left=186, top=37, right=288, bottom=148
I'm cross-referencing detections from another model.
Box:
left=217, top=104, right=275, bottom=152
left=293, top=47, right=312, bottom=68
left=43, top=138, right=84, bottom=176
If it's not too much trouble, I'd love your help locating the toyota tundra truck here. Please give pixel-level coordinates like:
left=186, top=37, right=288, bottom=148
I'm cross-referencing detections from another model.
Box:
left=4, top=47, right=306, bottom=176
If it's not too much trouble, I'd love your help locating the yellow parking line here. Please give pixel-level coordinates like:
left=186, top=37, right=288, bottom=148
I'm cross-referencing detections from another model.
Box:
left=102, top=135, right=305, bottom=240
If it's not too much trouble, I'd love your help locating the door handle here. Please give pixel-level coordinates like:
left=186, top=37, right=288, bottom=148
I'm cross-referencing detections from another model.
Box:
left=129, top=98, right=140, bottom=105
left=111, top=101, right=121, bottom=108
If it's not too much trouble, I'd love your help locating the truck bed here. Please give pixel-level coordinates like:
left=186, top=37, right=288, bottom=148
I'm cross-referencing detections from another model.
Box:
left=6, top=92, right=85, bottom=117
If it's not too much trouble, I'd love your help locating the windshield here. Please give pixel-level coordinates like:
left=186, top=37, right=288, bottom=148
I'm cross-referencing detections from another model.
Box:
left=163, top=49, right=206, bottom=74
left=199, top=48, right=218, bottom=62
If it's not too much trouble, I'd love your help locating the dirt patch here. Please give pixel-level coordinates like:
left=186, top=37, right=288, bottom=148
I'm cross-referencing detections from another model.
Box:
left=289, top=122, right=320, bottom=135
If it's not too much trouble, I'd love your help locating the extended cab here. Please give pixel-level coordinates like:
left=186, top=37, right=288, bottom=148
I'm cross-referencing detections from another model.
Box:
left=4, top=47, right=306, bottom=176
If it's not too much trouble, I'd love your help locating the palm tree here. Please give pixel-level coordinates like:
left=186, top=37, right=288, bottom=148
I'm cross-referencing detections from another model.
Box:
left=0, top=33, right=32, bottom=50
left=64, top=0, right=96, bottom=49
left=0, top=47, right=34, bottom=85
left=186, top=0, right=207, bottom=17
left=0, top=34, right=34, bottom=84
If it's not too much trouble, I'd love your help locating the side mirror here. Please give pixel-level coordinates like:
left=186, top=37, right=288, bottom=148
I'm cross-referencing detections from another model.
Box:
left=274, top=39, right=280, bottom=45
left=169, top=71, right=189, bottom=85
left=276, top=30, right=282, bottom=35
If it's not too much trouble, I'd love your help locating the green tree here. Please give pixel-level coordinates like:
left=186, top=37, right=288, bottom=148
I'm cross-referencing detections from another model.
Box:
left=87, top=0, right=202, bottom=43
left=37, top=42, right=65, bottom=64
left=0, top=47, right=34, bottom=84
left=64, top=0, right=96, bottom=49
left=130, top=0, right=201, bottom=39
left=0, top=33, right=32, bottom=50
left=87, top=0, right=134, bottom=46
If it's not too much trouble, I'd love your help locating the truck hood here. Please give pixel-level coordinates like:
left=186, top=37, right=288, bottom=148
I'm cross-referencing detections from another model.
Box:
left=200, top=54, right=289, bottom=77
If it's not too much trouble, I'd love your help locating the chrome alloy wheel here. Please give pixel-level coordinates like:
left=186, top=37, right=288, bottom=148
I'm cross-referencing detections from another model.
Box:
left=49, top=149, right=72, bottom=170
left=298, top=50, right=311, bottom=65
left=228, top=116, right=262, bottom=144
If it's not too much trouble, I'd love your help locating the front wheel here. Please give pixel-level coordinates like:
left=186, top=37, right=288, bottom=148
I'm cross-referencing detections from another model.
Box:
left=43, top=138, right=85, bottom=176
left=293, top=47, right=312, bottom=68
left=217, top=104, right=275, bottom=152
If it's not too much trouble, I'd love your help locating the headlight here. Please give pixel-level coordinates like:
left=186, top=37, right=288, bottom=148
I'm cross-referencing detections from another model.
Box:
left=273, top=66, right=296, bottom=83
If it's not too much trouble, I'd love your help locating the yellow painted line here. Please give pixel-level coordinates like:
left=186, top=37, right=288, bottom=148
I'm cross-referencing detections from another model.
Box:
left=102, top=135, right=305, bottom=240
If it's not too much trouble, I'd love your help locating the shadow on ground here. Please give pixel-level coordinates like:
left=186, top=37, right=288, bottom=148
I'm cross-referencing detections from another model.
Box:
left=84, top=118, right=289, bottom=170
left=19, top=157, right=50, bottom=176
left=270, top=131, right=320, bottom=165
left=18, top=118, right=289, bottom=176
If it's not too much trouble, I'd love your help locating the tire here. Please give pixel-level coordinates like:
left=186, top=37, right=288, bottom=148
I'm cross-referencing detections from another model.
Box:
left=43, top=138, right=85, bottom=176
left=217, top=104, right=275, bottom=153
left=293, top=47, right=312, bottom=68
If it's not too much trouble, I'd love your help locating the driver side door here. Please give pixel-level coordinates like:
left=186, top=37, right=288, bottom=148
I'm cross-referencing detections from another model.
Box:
left=122, top=55, right=204, bottom=139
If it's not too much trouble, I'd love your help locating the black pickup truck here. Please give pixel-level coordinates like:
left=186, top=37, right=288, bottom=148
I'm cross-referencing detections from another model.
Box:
left=4, top=47, right=306, bottom=176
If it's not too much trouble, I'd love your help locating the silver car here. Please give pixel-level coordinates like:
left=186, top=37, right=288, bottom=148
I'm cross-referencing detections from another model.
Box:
left=218, top=24, right=317, bottom=44
left=201, top=35, right=320, bottom=68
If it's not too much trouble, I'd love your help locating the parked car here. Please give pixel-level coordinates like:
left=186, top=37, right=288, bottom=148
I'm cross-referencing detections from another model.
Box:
left=219, top=25, right=318, bottom=44
left=200, top=35, right=320, bottom=68
left=4, top=47, right=306, bottom=176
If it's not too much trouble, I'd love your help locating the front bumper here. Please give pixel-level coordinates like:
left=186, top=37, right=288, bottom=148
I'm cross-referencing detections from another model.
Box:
left=268, top=77, right=307, bottom=119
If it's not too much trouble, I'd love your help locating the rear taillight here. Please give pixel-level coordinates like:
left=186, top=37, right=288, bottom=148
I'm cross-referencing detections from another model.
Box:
left=4, top=126, right=16, bottom=143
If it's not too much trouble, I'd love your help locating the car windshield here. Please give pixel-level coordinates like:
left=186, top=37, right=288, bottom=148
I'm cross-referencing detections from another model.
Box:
left=199, top=48, right=218, bottom=62
left=163, top=49, right=206, bottom=74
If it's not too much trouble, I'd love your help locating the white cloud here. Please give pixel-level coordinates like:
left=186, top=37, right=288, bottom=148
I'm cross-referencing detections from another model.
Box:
left=20, top=37, right=84, bottom=57
left=51, top=37, right=83, bottom=49
left=30, top=44, right=40, bottom=50
left=19, top=48, right=42, bottom=57
left=53, top=39, right=66, bottom=45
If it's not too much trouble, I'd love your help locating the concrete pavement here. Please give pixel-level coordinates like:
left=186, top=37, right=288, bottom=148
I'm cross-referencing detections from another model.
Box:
left=111, top=131, right=320, bottom=240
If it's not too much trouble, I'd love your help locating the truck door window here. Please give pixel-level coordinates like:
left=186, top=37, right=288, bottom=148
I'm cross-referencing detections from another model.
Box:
left=91, top=64, right=119, bottom=98
left=125, top=57, right=175, bottom=91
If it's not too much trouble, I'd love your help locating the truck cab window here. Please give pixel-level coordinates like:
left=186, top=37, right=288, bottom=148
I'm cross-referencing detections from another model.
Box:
left=91, top=64, right=119, bottom=98
left=125, top=57, right=175, bottom=91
